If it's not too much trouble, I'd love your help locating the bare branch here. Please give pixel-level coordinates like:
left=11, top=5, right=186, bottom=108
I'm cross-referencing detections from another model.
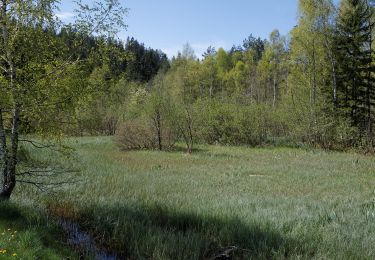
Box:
left=19, top=139, right=73, bottom=154
left=0, top=64, right=7, bottom=72
left=18, top=179, right=79, bottom=192
left=17, top=168, right=79, bottom=178
left=18, top=180, right=47, bottom=192
left=19, top=139, right=56, bottom=149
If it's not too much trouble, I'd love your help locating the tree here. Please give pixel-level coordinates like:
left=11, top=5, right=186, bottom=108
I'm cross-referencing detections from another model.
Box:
left=0, top=0, right=127, bottom=200
left=202, top=46, right=218, bottom=97
left=147, top=73, right=176, bottom=151
left=124, top=37, right=169, bottom=82
left=285, top=0, right=336, bottom=144
left=257, top=30, right=288, bottom=107
left=243, top=34, right=266, bottom=62
left=182, top=43, right=197, bottom=60
left=335, top=0, right=375, bottom=140
left=166, top=54, right=201, bottom=153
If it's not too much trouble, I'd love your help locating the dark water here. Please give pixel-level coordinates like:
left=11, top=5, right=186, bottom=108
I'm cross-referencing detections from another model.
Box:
left=59, top=219, right=118, bottom=260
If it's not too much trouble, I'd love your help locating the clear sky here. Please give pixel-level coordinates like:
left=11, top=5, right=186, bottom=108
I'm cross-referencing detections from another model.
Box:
left=57, top=1, right=300, bottom=58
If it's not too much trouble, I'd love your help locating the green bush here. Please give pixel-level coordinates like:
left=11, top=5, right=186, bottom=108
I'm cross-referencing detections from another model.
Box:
left=194, top=99, right=285, bottom=146
left=280, top=105, right=360, bottom=151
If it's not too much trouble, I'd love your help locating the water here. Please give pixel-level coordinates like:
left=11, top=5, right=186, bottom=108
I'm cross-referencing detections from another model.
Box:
left=59, top=219, right=119, bottom=260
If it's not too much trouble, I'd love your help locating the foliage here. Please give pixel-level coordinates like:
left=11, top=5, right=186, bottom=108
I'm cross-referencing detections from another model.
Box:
left=110, top=1, right=375, bottom=152
left=115, top=74, right=177, bottom=151
left=115, top=118, right=175, bottom=151
left=335, top=0, right=375, bottom=138
left=0, top=0, right=127, bottom=199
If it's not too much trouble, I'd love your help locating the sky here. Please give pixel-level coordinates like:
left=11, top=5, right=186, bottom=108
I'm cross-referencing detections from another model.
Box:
left=57, top=0, right=300, bottom=58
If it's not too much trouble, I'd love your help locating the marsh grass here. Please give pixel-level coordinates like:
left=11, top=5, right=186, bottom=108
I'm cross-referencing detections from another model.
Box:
left=10, top=136, right=375, bottom=259
left=0, top=201, right=77, bottom=259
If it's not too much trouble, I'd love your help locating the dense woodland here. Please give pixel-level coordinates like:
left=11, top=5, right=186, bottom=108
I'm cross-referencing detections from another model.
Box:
left=1, top=0, right=375, bottom=199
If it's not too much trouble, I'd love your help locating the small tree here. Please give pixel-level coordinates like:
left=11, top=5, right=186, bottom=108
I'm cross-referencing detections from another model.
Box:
left=115, top=73, right=177, bottom=151
left=166, top=52, right=200, bottom=154
left=147, top=73, right=177, bottom=151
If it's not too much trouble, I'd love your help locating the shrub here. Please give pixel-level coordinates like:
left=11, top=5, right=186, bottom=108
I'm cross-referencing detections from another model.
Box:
left=310, top=115, right=359, bottom=151
left=281, top=105, right=360, bottom=151
left=194, top=99, right=284, bottom=146
left=115, top=119, right=176, bottom=151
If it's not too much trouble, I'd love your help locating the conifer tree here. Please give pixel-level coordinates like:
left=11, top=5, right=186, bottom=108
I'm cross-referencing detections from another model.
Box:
left=335, top=0, right=375, bottom=139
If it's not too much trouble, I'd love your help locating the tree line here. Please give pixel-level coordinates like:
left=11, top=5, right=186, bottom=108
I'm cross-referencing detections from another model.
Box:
left=115, top=0, right=375, bottom=153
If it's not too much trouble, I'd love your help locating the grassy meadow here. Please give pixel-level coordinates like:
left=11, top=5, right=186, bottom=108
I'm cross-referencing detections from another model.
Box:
left=3, top=136, right=375, bottom=259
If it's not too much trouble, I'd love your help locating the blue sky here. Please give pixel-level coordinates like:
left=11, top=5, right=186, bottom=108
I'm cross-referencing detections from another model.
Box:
left=57, top=1, right=300, bottom=58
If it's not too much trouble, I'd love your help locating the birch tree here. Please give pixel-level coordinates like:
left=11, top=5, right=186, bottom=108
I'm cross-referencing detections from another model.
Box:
left=0, top=0, right=126, bottom=200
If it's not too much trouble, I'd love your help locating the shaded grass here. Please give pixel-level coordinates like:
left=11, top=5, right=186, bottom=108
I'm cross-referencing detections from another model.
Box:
left=74, top=203, right=298, bottom=259
left=14, top=136, right=375, bottom=259
left=0, top=201, right=77, bottom=259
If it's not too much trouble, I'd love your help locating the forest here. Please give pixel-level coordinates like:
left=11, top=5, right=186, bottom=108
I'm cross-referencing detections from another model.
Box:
left=1, top=0, right=375, bottom=259
left=55, top=0, right=375, bottom=153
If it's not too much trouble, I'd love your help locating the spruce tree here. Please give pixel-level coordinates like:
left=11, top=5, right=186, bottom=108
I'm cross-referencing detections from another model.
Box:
left=335, top=0, right=375, bottom=140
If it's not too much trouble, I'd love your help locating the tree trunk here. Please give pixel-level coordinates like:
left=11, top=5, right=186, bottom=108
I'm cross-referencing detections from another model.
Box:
left=322, top=16, right=338, bottom=106
left=0, top=106, right=19, bottom=200
left=272, top=76, right=277, bottom=108
left=156, top=110, right=162, bottom=151
left=0, top=108, right=9, bottom=200
left=0, top=109, right=6, bottom=161
left=366, top=3, right=373, bottom=142
left=177, top=107, right=194, bottom=154
left=367, top=82, right=372, bottom=138
left=0, top=0, right=19, bottom=200
left=186, top=108, right=193, bottom=154
left=312, top=40, right=317, bottom=106
left=325, top=41, right=338, bottom=105
left=154, top=109, right=163, bottom=151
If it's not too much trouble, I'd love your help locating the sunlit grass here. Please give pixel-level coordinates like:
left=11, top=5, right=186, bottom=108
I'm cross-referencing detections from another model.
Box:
left=12, top=136, right=375, bottom=259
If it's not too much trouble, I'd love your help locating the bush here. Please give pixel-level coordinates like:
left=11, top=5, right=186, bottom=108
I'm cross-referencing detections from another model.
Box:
left=115, top=119, right=176, bottom=151
left=280, top=104, right=360, bottom=151
left=194, top=99, right=285, bottom=146
left=310, top=115, right=359, bottom=151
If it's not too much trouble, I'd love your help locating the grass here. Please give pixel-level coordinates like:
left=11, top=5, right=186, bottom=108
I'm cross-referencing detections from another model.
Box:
left=0, top=202, right=76, bottom=259
left=8, top=136, right=375, bottom=259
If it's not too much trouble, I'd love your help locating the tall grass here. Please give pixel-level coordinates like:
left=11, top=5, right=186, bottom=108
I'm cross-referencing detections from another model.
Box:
left=12, top=137, right=375, bottom=259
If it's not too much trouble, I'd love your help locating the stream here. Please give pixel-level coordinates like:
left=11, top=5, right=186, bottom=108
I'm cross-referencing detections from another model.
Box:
left=59, top=219, right=119, bottom=260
